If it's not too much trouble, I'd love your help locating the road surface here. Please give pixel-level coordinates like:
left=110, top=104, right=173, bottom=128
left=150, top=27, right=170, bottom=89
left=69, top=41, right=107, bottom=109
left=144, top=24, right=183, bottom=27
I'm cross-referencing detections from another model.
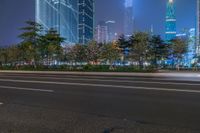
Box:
left=0, top=72, right=200, bottom=133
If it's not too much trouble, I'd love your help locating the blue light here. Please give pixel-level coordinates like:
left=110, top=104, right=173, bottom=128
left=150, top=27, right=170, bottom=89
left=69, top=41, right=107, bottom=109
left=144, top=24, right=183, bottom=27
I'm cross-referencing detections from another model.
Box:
left=165, top=0, right=176, bottom=41
left=125, top=0, right=133, bottom=8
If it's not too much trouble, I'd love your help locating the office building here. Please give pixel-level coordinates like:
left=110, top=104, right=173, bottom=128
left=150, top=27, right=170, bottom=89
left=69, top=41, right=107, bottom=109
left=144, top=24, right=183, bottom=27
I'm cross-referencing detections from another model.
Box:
left=36, top=0, right=94, bottom=44
left=176, top=28, right=196, bottom=67
left=196, top=0, right=200, bottom=56
left=94, top=21, right=108, bottom=43
left=105, top=20, right=117, bottom=42
left=124, top=0, right=134, bottom=37
left=78, top=0, right=94, bottom=44
left=165, top=0, right=176, bottom=41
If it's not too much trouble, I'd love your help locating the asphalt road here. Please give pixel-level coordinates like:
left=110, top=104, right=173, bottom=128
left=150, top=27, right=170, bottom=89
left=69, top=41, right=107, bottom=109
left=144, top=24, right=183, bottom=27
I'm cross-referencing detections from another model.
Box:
left=0, top=72, right=200, bottom=133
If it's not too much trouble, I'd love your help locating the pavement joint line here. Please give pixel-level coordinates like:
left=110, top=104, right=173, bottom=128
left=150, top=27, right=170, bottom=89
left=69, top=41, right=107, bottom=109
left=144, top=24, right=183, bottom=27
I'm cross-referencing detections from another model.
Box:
left=0, top=79, right=200, bottom=94
left=0, top=85, right=54, bottom=93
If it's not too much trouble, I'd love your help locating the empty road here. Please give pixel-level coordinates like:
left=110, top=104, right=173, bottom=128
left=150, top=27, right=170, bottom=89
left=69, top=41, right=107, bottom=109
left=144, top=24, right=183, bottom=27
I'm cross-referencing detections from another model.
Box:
left=0, top=72, right=200, bottom=133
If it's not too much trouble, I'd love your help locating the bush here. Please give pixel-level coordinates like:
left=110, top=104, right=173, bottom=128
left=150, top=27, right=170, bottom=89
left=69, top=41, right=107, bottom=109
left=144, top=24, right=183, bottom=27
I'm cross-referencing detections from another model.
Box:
left=0, top=64, right=156, bottom=72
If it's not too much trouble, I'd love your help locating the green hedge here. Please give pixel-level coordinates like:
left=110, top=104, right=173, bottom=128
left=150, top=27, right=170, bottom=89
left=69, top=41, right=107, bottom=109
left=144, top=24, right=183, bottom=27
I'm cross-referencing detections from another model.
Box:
left=0, top=65, right=156, bottom=72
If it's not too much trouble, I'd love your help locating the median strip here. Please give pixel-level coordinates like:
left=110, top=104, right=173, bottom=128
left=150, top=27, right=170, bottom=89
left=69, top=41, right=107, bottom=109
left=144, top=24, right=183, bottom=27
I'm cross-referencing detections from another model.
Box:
left=0, top=85, right=54, bottom=93
left=0, top=79, right=200, bottom=94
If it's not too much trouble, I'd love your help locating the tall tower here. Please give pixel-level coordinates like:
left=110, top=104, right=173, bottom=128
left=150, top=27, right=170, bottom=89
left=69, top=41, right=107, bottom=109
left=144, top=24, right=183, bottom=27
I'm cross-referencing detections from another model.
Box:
left=35, top=0, right=79, bottom=44
left=165, top=0, right=176, bottom=41
left=78, top=0, right=94, bottom=44
left=94, top=21, right=108, bottom=43
left=196, top=0, right=200, bottom=56
left=106, top=20, right=117, bottom=42
left=124, top=0, right=134, bottom=37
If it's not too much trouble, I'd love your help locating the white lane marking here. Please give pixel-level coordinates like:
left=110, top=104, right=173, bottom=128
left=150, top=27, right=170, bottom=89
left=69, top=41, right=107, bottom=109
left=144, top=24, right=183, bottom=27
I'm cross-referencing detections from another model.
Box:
left=0, top=79, right=200, bottom=94
left=0, top=102, right=3, bottom=105
left=0, top=76, right=199, bottom=86
left=0, top=85, right=54, bottom=93
left=40, top=77, right=200, bottom=86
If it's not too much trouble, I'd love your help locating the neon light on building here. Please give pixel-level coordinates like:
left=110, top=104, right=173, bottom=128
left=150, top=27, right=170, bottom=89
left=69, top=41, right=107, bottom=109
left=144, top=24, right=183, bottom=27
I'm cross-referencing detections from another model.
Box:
left=165, top=0, right=176, bottom=41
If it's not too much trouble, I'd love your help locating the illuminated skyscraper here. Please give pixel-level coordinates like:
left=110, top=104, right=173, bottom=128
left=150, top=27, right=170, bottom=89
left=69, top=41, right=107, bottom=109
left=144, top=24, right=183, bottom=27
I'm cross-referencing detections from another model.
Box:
left=94, top=21, right=108, bottom=43
left=78, top=0, right=94, bottom=44
left=35, top=0, right=79, bottom=44
left=196, top=0, right=200, bottom=56
left=124, top=0, right=134, bottom=37
left=106, top=20, right=117, bottom=42
left=165, top=0, right=176, bottom=41
left=176, top=28, right=196, bottom=67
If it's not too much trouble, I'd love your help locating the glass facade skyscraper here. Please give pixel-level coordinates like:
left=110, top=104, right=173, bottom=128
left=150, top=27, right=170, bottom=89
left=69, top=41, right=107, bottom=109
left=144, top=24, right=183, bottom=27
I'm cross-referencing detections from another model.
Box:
left=78, top=0, right=94, bottom=44
left=124, top=0, right=134, bottom=37
left=165, top=0, right=176, bottom=41
left=35, top=0, right=79, bottom=44
left=196, top=0, right=200, bottom=56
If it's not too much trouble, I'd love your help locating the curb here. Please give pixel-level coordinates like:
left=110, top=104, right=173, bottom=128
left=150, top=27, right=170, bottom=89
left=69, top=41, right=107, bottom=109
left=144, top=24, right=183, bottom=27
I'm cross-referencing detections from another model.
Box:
left=0, top=70, right=200, bottom=78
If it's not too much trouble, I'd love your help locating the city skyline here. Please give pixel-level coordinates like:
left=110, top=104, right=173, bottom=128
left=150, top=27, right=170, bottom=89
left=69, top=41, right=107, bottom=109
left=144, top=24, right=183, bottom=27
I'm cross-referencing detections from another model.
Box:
left=0, top=0, right=196, bottom=45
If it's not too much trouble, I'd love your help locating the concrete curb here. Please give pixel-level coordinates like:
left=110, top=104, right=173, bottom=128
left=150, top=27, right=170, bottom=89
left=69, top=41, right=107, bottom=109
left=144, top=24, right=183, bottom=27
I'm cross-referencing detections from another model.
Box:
left=0, top=70, right=200, bottom=78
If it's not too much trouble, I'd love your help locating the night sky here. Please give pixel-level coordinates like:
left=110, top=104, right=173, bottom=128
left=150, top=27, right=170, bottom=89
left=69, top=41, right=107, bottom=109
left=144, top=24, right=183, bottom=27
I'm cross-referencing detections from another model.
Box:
left=0, top=0, right=196, bottom=45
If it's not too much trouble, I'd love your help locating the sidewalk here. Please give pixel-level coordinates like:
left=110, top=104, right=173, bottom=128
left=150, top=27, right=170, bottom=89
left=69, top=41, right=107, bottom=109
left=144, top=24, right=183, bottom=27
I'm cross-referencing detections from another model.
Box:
left=0, top=70, right=200, bottom=78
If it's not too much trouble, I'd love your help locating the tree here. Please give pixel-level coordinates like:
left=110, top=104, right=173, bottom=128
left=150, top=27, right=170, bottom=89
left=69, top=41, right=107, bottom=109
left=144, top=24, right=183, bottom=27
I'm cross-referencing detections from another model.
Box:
left=171, top=38, right=188, bottom=70
left=71, top=44, right=87, bottom=65
left=18, top=20, right=43, bottom=66
left=117, top=34, right=128, bottom=64
left=62, top=45, right=74, bottom=64
left=85, top=41, right=101, bottom=64
left=100, top=43, right=120, bottom=68
left=0, top=45, right=21, bottom=67
left=149, top=35, right=169, bottom=68
left=40, top=28, right=64, bottom=65
left=7, top=45, right=21, bottom=65
left=0, top=47, right=9, bottom=65
left=129, top=32, right=150, bottom=69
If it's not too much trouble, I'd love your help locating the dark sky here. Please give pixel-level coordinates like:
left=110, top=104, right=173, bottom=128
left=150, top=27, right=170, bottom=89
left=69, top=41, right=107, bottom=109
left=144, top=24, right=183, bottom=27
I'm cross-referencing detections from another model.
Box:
left=0, top=0, right=196, bottom=45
